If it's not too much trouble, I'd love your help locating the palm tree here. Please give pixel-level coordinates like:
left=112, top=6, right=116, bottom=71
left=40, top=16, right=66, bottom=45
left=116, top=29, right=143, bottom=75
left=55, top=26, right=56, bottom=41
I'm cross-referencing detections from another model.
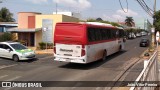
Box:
left=125, top=16, right=134, bottom=27
left=0, top=7, right=15, bottom=22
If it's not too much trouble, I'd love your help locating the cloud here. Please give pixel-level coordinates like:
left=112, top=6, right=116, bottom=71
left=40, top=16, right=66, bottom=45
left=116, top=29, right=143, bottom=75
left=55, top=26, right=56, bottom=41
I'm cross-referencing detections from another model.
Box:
left=102, top=14, right=124, bottom=22
left=53, top=8, right=72, bottom=12
left=101, top=9, right=138, bottom=22
left=102, top=14, right=112, bottom=20
left=53, top=0, right=91, bottom=10
left=25, top=0, right=48, bottom=4
left=117, top=8, right=138, bottom=16
left=112, top=14, right=125, bottom=21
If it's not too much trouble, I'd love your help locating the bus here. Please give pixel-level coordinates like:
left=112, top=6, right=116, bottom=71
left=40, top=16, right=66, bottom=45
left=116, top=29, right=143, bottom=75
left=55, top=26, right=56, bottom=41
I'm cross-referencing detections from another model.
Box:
left=53, top=22, right=125, bottom=64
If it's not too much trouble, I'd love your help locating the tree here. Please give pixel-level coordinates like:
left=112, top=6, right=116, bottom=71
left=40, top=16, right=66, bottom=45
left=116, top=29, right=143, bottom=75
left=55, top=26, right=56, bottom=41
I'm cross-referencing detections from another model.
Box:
left=86, top=18, right=121, bottom=27
left=153, top=10, right=160, bottom=31
left=87, top=18, right=97, bottom=22
left=96, top=18, right=103, bottom=21
left=0, top=32, right=12, bottom=42
left=0, top=7, right=15, bottom=22
left=125, top=16, right=134, bottom=27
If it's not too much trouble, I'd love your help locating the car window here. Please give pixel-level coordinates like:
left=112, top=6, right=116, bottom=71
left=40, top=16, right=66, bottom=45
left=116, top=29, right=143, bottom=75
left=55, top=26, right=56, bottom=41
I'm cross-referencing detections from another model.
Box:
left=10, top=44, right=27, bottom=50
left=0, top=44, right=3, bottom=49
left=0, top=44, right=12, bottom=50
left=141, top=39, right=148, bottom=42
left=4, top=45, right=13, bottom=50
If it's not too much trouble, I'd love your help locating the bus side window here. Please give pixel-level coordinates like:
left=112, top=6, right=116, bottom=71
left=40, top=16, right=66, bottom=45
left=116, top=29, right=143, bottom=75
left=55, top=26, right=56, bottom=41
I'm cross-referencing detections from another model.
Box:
left=105, top=29, right=109, bottom=39
left=108, top=29, right=111, bottom=39
left=97, top=28, right=102, bottom=41
left=88, top=27, right=96, bottom=42
left=101, top=29, right=106, bottom=40
left=88, top=28, right=94, bottom=42
left=92, top=28, right=96, bottom=41
left=88, top=28, right=92, bottom=42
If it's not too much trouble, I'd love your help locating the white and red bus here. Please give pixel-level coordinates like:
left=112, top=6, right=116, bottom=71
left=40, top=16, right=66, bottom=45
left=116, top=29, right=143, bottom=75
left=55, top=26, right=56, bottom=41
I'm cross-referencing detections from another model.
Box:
left=53, top=22, right=125, bottom=64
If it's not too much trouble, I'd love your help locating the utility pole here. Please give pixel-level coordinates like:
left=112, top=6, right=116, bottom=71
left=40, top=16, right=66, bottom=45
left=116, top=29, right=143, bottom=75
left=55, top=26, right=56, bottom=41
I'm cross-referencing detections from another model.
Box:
left=151, top=0, right=156, bottom=50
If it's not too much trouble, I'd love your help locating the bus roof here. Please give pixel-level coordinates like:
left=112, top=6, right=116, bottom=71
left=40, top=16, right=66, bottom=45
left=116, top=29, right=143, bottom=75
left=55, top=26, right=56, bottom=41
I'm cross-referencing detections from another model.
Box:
left=56, top=22, right=117, bottom=29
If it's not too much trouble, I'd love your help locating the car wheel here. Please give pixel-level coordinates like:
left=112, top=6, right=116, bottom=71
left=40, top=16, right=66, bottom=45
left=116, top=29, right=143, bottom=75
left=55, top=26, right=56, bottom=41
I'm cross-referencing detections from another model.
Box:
left=13, top=55, right=19, bottom=62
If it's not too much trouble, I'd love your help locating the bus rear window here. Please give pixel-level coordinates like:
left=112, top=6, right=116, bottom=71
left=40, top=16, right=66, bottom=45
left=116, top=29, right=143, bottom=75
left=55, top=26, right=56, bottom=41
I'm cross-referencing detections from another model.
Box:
left=55, top=24, right=84, bottom=37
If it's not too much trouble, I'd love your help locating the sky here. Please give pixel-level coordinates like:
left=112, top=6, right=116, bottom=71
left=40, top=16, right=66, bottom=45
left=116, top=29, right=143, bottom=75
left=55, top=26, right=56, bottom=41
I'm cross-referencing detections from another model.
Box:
left=0, top=0, right=160, bottom=23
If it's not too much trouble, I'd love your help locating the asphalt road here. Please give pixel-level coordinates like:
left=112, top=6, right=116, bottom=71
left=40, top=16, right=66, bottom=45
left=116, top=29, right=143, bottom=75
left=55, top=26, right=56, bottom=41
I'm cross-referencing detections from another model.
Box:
left=0, top=36, right=149, bottom=90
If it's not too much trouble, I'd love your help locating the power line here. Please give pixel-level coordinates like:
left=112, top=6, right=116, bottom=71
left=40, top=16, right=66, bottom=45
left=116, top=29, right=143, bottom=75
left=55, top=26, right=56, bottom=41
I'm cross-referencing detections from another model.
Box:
left=119, top=0, right=128, bottom=13
left=141, top=0, right=154, bottom=12
left=137, top=0, right=152, bottom=16
left=136, top=0, right=154, bottom=17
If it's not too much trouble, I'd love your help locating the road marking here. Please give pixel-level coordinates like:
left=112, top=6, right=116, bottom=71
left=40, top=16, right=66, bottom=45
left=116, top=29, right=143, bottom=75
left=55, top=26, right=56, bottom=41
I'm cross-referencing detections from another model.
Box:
left=0, top=75, right=8, bottom=79
left=6, top=76, right=21, bottom=81
left=0, top=64, right=17, bottom=70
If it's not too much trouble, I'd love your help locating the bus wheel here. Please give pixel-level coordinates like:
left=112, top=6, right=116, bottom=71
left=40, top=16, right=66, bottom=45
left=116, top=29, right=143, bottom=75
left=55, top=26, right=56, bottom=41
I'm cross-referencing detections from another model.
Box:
left=119, top=45, right=122, bottom=51
left=102, top=50, right=107, bottom=61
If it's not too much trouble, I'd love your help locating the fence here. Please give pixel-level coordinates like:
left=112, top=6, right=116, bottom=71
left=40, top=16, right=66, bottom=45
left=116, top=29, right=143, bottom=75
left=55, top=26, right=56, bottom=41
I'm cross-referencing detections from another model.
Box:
left=130, top=51, right=159, bottom=90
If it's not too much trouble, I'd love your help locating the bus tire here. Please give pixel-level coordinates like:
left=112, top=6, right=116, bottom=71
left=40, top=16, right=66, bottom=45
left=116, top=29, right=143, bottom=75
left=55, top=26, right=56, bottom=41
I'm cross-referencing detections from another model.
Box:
left=102, top=50, right=107, bottom=61
left=119, top=45, right=122, bottom=52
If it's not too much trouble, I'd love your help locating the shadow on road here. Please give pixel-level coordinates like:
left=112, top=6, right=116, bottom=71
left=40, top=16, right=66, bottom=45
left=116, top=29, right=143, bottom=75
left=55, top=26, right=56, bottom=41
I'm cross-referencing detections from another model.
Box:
left=59, top=50, right=127, bottom=70
left=0, top=57, right=38, bottom=63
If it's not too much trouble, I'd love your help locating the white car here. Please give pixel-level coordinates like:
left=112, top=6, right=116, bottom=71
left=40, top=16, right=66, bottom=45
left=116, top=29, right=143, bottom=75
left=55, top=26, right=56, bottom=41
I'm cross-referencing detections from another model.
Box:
left=0, top=41, right=36, bottom=61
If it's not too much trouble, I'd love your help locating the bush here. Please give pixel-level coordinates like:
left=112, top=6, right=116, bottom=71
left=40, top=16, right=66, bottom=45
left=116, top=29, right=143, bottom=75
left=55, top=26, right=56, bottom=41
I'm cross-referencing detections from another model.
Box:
left=47, top=43, right=53, bottom=49
left=0, top=32, right=12, bottom=42
left=39, top=42, right=46, bottom=50
left=39, top=42, right=54, bottom=50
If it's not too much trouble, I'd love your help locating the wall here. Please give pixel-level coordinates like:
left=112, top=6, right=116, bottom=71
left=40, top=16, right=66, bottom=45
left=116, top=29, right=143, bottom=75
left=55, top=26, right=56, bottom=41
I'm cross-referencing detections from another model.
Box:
left=62, top=15, right=79, bottom=22
left=36, top=14, right=63, bottom=28
left=18, top=12, right=41, bottom=29
left=35, top=30, right=42, bottom=48
left=0, top=27, right=4, bottom=32
left=35, top=14, right=79, bottom=48
left=28, top=16, right=35, bottom=29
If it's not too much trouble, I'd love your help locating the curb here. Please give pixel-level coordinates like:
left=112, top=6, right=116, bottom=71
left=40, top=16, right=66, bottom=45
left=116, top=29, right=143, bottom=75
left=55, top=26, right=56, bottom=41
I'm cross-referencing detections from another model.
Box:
left=140, top=48, right=149, bottom=58
left=35, top=51, right=53, bottom=55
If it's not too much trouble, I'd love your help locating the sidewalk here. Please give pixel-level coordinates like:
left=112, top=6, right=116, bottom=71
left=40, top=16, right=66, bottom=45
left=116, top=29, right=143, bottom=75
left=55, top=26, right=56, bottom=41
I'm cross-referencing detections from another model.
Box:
left=35, top=49, right=53, bottom=54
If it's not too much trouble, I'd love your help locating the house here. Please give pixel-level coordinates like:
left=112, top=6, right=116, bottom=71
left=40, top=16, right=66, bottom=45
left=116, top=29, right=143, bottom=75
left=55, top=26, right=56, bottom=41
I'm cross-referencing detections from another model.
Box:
left=8, top=12, right=79, bottom=49
left=0, top=22, right=17, bottom=32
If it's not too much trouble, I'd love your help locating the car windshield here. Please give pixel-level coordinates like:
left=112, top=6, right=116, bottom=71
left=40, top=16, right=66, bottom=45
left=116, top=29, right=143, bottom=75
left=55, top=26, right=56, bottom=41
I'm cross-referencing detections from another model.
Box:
left=141, top=39, right=148, bottom=42
left=10, top=44, right=27, bottom=50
